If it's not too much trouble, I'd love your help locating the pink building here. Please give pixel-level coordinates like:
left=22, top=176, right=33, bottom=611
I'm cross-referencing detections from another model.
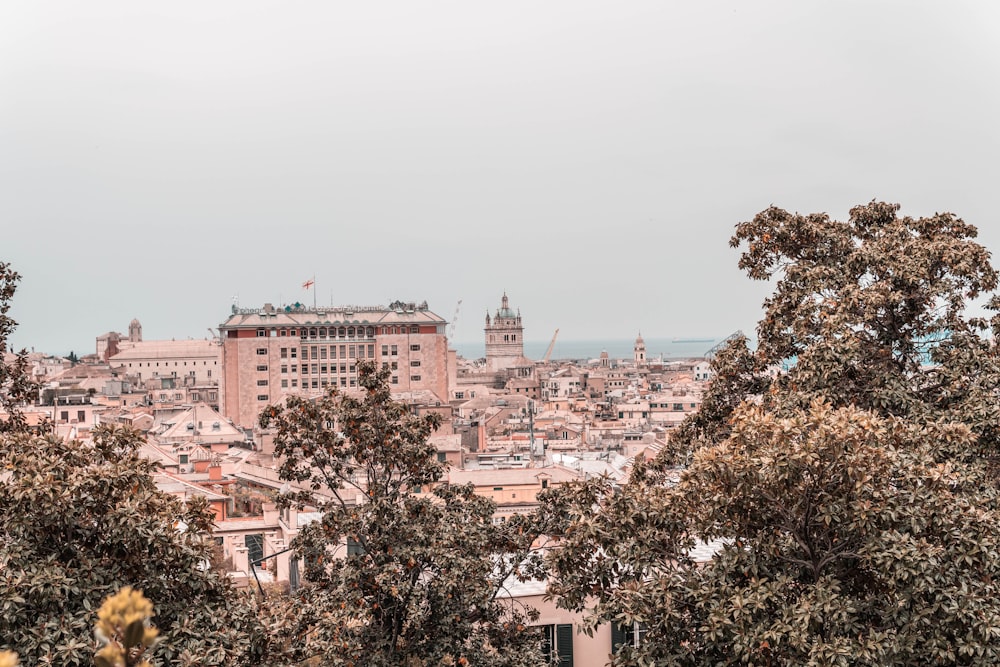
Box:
left=219, top=301, right=450, bottom=428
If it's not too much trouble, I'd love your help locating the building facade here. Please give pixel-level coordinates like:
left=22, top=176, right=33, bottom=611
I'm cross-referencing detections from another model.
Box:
left=484, top=293, right=526, bottom=371
left=219, top=301, right=450, bottom=428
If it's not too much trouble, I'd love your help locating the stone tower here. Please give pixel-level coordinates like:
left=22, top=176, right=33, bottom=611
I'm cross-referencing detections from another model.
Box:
left=129, top=318, right=142, bottom=343
left=634, top=332, right=646, bottom=366
left=484, top=293, right=524, bottom=371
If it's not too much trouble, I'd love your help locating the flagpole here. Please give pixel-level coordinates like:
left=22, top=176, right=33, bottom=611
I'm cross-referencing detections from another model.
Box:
left=312, top=274, right=317, bottom=311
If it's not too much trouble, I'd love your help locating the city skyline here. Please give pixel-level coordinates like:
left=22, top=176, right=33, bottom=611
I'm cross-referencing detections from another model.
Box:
left=4, top=2, right=1000, bottom=355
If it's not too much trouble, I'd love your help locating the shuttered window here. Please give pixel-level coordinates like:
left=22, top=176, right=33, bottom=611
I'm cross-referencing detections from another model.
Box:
left=541, top=624, right=574, bottom=666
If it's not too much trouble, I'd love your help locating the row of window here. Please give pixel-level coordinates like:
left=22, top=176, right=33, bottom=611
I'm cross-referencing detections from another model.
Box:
left=255, top=324, right=425, bottom=339
left=274, top=345, right=378, bottom=360
left=127, top=360, right=217, bottom=367
left=284, top=364, right=358, bottom=375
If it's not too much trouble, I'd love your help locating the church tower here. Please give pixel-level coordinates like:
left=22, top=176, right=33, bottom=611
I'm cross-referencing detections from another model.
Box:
left=128, top=318, right=143, bottom=343
left=484, top=293, right=525, bottom=371
left=634, top=332, right=646, bottom=366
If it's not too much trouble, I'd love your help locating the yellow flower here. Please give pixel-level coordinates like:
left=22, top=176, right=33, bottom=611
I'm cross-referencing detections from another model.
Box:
left=0, top=650, right=19, bottom=667
left=95, top=586, right=158, bottom=647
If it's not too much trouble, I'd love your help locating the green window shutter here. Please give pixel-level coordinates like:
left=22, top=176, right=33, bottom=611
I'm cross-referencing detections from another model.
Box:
left=611, top=623, right=628, bottom=654
left=347, top=537, right=365, bottom=556
left=556, top=624, right=573, bottom=667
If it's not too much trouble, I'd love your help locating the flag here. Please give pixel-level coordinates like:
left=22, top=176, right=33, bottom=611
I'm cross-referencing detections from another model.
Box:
left=302, top=279, right=315, bottom=289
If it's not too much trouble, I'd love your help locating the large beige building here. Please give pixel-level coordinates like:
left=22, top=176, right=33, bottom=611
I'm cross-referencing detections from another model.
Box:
left=219, top=301, right=450, bottom=428
left=109, top=339, right=221, bottom=385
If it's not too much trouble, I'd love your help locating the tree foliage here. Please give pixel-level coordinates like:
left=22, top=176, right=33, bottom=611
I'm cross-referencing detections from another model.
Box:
left=541, top=202, right=1000, bottom=666
left=0, top=263, right=39, bottom=434
left=260, top=361, right=543, bottom=667
left=0, top=427, right=267, bottom=666
left=0, top=266, right=264, bottom=666
left=676, top=201, right=1000, bottom=455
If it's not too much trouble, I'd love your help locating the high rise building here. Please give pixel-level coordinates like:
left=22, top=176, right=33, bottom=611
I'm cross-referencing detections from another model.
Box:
left=219, top=300, right=450, bottom=428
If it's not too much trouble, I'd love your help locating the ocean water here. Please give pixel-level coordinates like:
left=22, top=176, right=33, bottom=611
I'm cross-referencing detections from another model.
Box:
left=452, top=337, right=726, bottom=362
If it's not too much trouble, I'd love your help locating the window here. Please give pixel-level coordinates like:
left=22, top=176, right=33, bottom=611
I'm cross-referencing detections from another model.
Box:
left=179, top=454, right=189, bottom=464
left=60, top=411, right=69, bottom=422
left=411, top=375, right=421, bottom=381
left=258, top=394, right=269, bottom=401
left=311, top=346, right=319, bottom=360
left=391, top=345, right=398, bottom=355
left=347, top=537, right=365, bottom=556
left=257, top=329, right=266, bottom=337
left=391, top=362, right=398, bottom=370
left=410, top=360, right=421, bottom=367
left=291, top=380, right=298, bottom=388
left=612, top=622, right=647, bottom=654
left=208, top=392, right=217, bottom=401
left=281, top=365, right=288, bottom=374
left=381, top=345, right=389, bottom=356
left=410, top=344, right=421, bottom=351
left=541, top=624, right=574, bottom=666
left=349, top=345, right=356, bottom=358
left=410, top=325, right=418, bottom=333
left=673, top=403, right=683, bottom=411
left=257, top=379, right=268, bottom=386
left=256, top=348, right=267, bottom=355
left=291, top=348, right=298, bottom=359
left=256, top=365, right=268, bottom=371
left=455, top=391, right=464, bottom=400
left=437, top=452, right=447, bottom=462
left=391, top=376, right=398, bottom=385
left=281, top=379, right=288, bottom=388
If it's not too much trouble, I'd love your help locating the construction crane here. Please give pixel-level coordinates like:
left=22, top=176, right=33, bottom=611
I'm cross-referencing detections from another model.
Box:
left=447, top=299, right=462, bottom=340
left=542, top=328, right=560, bottom=362
left=705, top=330, right=745, bottom=358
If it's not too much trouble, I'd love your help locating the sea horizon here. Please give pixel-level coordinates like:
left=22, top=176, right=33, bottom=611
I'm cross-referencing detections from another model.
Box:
left=451, top=336, right=729, bottom=362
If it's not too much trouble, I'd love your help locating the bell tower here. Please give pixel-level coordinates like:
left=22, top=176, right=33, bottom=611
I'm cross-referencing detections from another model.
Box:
left=634, top=332, right=646, bottom=366
left=484, top=293, right=524, bottom=371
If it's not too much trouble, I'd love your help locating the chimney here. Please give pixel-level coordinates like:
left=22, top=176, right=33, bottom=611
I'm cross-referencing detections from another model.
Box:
left=208, top=463, right=222, bottom=481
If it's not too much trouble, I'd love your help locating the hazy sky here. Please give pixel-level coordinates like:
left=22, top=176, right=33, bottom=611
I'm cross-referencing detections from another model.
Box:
left=3, top=1, right=1000, bottom=355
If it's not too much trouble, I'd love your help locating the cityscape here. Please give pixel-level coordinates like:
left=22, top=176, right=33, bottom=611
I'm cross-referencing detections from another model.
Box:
left=5, top=1, right=1000, bottom=665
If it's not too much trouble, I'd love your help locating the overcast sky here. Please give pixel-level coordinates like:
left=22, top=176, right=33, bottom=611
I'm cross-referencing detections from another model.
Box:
left=3, top=1, right=1000, bottom=355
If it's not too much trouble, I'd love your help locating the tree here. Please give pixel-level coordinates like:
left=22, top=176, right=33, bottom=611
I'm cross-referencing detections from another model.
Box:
left=677, top=201, right=1000, bottom=456
left=540, top=202, right=1000, bottom=666
left=0, top=263, right=39, bottom=434
left=0, top=262, right=265, bottom=666
left=0, top=426, right=268, bottom=666
left=259, top=361, right=543, bottom=667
